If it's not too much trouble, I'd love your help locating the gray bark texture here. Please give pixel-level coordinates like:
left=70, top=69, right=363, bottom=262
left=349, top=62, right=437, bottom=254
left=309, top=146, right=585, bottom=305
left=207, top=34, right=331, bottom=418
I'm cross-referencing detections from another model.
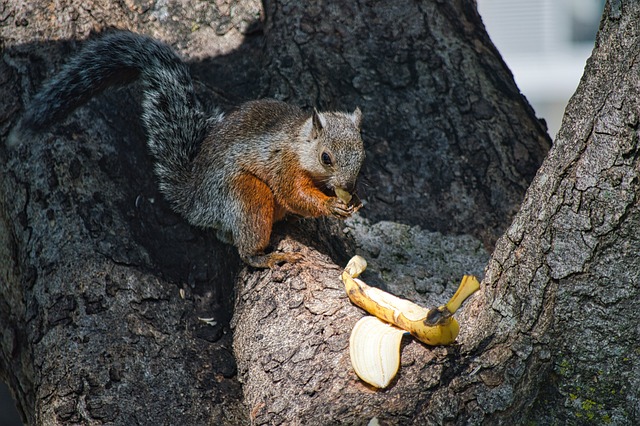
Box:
left=1, top=0, right=635, bottom=425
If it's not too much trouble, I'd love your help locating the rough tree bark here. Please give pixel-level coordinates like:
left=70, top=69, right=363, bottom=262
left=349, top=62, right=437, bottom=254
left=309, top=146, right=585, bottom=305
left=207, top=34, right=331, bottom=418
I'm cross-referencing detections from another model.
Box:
left=3, top=0, right=636, bottom=425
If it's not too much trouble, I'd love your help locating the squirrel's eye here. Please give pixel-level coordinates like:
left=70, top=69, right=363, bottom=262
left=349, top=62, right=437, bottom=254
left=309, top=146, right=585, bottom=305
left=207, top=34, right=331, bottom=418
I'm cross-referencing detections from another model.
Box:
left=321, top=152, right=333, bottom=166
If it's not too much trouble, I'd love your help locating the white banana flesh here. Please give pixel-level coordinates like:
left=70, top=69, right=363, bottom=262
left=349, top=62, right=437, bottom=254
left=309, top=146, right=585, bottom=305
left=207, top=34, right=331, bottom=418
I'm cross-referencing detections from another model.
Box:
left=349, top=316, right=406, bottom=389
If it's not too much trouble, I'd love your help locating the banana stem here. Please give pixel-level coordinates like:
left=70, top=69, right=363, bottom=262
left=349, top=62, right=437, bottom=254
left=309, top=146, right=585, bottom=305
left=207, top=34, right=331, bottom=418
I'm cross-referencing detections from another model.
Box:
left=444, top=275, right=481, bottom=314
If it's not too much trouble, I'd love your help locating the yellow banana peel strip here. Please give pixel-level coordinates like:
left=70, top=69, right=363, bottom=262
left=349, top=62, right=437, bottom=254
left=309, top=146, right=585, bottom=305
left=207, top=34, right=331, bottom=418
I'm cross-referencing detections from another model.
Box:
left=341, top=255, right=480, bottom=346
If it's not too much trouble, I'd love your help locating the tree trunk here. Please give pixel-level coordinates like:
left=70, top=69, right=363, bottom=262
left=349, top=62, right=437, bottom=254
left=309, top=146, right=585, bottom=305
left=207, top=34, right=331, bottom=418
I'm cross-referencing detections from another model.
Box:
left=4, top=0, right=636, bottom=425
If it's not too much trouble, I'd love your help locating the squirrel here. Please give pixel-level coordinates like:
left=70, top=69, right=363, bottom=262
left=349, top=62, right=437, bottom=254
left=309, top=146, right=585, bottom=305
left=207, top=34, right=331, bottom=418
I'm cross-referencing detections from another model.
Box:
left=9, top=30, right=365, bottom=268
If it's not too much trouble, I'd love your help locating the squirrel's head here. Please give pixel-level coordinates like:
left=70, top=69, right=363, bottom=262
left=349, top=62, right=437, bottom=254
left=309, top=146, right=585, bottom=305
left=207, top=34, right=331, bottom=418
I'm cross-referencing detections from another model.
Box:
left=298, top=108, right=365, bottom=195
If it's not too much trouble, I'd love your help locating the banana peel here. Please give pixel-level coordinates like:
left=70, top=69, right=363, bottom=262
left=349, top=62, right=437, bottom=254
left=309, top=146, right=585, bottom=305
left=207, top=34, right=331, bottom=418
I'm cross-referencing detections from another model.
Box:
left=342, top=255, right=480, bottom=388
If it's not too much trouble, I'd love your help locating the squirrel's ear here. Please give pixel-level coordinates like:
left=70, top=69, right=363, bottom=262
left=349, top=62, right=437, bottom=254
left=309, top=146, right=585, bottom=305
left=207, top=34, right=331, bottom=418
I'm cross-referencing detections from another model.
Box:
left=351, top=107, right=363, bottom=130
left=311, top=108, right=324, bottom=139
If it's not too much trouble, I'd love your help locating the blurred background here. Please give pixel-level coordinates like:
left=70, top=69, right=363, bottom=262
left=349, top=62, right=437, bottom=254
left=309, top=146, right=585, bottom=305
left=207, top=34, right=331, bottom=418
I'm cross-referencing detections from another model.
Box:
left=0, top=1, right=605, bottom=425
left=477, top=0, right=605, bottom=139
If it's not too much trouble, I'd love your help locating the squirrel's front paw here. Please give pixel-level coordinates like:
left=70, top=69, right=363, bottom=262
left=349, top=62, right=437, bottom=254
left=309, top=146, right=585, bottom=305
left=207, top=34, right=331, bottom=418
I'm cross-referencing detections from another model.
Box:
left=326, top=197, right=357, bottom=218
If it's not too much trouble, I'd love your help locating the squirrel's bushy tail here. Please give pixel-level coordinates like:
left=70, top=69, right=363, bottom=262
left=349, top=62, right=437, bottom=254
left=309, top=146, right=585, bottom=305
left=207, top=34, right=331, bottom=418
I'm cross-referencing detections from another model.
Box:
left=14, top=31, right=212, bottom=204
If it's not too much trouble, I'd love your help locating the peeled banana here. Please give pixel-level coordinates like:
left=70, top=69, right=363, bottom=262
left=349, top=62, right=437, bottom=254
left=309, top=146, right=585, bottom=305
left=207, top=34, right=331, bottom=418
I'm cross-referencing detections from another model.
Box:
left=342, top=255, right=480, bottom=388
left=335, top=187, right=353, bottom=204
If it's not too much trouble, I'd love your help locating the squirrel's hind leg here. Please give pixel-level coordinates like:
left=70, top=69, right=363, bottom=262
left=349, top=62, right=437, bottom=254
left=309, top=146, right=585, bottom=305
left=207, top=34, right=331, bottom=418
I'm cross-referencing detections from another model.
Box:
left=231, top=174, right=303, bottom=269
